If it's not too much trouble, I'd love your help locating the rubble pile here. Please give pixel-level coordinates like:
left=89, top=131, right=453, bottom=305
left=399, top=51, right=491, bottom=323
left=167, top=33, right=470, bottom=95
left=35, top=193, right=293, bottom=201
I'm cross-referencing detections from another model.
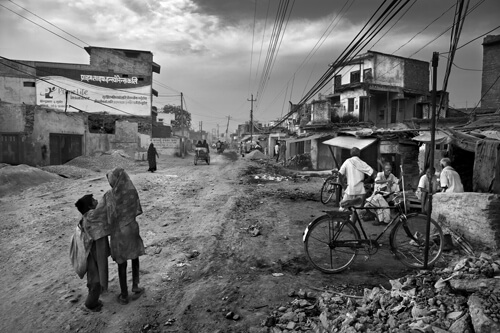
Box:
left=263, top=252, right=500, bottom=333
left=65, top=150, right=137, bottom=172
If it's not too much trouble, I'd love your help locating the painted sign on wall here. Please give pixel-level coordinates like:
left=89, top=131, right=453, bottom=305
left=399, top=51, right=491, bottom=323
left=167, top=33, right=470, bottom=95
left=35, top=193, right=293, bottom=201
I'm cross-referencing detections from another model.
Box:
left=152, top=138, right=179, bottom=149
left=35, top=72, right=151, bottom=116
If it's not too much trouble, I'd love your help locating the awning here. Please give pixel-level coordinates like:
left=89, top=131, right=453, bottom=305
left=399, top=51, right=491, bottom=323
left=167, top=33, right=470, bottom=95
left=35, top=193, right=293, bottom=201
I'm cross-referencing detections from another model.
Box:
left=323, top=136, right=377, bottom=150
left=287, top=133, right=330, bottom=143
left=411, top=130, right=450, bottom=144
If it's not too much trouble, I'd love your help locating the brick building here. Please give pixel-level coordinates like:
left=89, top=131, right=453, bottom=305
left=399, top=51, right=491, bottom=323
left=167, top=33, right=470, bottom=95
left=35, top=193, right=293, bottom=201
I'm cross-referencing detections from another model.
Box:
left=481, top=35, right=500, bottom=110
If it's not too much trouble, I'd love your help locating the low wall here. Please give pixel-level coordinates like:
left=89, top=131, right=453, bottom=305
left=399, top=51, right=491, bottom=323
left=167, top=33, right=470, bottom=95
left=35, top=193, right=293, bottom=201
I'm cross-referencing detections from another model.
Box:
left=152, top=137, right=180, bottom=156
left=432, top=193, right=500, bottom=250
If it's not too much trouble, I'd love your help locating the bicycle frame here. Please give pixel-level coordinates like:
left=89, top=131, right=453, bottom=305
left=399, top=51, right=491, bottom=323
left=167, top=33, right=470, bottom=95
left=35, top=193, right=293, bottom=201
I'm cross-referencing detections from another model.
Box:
left=347, top=201, right=406, bottom=244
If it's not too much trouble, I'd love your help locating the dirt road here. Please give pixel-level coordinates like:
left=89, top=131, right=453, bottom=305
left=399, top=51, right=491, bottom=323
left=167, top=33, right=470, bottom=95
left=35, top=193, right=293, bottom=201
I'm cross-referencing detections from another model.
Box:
left=0, top=151, right=412, bottom=333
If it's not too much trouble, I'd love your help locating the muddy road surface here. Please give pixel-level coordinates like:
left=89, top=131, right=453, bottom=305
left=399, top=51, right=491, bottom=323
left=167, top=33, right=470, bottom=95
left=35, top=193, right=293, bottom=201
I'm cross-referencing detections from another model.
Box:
left=0, top=151, right=412, bottom=333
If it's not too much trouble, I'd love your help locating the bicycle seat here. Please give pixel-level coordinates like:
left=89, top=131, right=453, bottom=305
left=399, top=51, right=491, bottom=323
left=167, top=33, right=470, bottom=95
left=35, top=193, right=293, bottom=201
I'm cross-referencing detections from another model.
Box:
left=340, top=197, right=364, bottom=208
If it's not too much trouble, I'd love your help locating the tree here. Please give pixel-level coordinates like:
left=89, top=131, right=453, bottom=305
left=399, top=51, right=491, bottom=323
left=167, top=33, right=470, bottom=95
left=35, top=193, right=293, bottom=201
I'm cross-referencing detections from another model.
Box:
left=161, top=104, right=192, bottom=129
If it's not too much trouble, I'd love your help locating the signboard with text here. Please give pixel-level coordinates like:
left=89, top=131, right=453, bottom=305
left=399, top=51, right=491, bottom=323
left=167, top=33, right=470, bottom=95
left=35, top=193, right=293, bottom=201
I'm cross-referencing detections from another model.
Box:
left=35, top=70, right=151, bottom=116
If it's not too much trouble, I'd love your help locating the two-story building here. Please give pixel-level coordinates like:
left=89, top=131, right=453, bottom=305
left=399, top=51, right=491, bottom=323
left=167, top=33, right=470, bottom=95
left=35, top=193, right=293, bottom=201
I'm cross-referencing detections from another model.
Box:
left=0, top=46, right=161, bottom=165
left=327, top=50, right=430, bottom=125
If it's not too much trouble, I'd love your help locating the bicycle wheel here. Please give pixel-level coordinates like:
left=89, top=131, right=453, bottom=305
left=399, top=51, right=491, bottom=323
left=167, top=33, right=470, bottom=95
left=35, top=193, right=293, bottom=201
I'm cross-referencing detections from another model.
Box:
left=390, top=213, right=443, bottom=269
left=304, top=214, right=359, bottom=273
left=320, top=178, right=341, bottom=204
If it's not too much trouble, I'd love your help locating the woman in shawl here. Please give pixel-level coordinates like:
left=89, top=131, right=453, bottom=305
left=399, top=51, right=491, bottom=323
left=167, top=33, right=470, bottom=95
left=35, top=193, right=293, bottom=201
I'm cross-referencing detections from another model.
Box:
left=85, top=167, right=145, bottom=305
left=147, top=142, right=159, bottom=172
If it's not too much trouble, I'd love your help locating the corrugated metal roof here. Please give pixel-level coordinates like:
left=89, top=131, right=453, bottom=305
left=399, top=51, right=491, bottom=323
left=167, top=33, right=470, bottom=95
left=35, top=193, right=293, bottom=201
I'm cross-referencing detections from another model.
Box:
left=323, top=136, right=377, bottom=150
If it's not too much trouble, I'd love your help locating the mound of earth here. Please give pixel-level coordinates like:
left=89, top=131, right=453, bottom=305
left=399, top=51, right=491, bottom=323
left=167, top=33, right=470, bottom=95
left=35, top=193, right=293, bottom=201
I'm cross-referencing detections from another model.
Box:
left=65, top=151, right=136, bottom=171
left=245, top=149, right=269, bottom=160
left=0, top=164, right=62, bottom=196
left=40, top=165, right=99, bottom=179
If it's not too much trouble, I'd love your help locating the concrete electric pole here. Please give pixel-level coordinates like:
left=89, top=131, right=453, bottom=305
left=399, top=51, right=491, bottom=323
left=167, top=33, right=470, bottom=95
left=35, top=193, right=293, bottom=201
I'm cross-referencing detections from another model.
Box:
left=247, top=94, right=256, bottom=142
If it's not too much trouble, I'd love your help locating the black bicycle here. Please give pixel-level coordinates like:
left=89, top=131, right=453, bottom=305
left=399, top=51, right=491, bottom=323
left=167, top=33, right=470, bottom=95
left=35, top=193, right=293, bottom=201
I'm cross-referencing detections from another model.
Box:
left=303, top=192, right=444, bottom=273
left=320, top=169, right=343, bottom=205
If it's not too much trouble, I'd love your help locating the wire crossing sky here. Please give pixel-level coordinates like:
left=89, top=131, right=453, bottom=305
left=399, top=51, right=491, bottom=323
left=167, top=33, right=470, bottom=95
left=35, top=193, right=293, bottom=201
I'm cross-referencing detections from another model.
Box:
left=1, top=0, right=499, bottom=132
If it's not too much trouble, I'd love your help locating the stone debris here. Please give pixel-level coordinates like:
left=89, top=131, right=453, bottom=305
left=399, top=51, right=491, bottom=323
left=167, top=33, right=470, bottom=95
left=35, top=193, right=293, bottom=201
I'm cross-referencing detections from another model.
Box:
left=263, top=252, right=500, bottom=333
left=242, top=224, right=262, bottom=237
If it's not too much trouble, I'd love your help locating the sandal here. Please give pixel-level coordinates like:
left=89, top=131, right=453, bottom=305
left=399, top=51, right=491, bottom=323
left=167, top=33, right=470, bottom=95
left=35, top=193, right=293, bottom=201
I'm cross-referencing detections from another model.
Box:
left=132, top=286, right=145, bottom=294
left=117, top=294, right=129, bottom=305
left=82, top=300, right=103, bottom=313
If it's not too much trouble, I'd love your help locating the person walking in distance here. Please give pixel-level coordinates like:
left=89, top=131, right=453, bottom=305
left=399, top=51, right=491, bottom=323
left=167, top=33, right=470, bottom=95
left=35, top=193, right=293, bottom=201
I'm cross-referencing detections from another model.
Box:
left=439, top=158, right=464, bottom=193
left=147, top=142, right=159, bottom=173
left=339, top=147, right=375, bottom=203
left=279, top=140, right=287, bottom=163
left=274, top=141, right=280, bottom=162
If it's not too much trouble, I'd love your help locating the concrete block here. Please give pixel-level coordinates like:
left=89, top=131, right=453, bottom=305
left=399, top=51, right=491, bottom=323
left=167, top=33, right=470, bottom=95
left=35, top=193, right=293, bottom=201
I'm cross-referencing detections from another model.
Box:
left=432, top=193, right=500, bottom=250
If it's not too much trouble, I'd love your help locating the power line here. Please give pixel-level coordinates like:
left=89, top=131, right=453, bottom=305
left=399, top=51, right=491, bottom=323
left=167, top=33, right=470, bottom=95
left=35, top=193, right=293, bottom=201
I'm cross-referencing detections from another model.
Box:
left=259, top=0, right=355, bottom=116
left=0, top=3, right=83, bottom=49
left=272, top=0, right=413, bottom=128
left=248, top=0, right=258, bottom=96
left=7, top=0, right=90, bottom=46
left=0, top=56, right=137, bottom=116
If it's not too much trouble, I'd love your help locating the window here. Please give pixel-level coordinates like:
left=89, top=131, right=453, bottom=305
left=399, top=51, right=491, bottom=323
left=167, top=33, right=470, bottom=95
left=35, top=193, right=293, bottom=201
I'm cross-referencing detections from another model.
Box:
left=363, top=68, right=372, bottom=82
left=334, top=75, right=342, bottom=89
left=347, top=98, right=354, bottom=112
left=350, top=70, right=360, bottom=83
left=23, top=82, right=35, bottom=87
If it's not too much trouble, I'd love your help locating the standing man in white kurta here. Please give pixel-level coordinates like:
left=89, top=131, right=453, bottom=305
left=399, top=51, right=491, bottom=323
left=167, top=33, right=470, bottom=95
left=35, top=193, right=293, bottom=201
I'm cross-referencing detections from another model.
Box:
left=339, top=147, right=375, bottom=202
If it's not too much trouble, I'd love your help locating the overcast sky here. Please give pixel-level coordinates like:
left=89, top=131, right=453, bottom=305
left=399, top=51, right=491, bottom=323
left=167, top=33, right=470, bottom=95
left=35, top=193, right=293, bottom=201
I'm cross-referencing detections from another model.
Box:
left=1, top=0, right=499, bottom=133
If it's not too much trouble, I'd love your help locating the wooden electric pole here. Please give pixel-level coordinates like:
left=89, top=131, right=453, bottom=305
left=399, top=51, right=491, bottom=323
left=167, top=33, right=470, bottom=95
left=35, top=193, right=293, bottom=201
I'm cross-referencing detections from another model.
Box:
left=247, top=94, right=256, bottom=142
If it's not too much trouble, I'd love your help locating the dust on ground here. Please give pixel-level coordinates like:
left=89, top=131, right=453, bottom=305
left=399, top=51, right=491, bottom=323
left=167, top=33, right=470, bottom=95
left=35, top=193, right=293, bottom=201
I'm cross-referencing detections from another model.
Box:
left=0, top=150, right=451, bottom=333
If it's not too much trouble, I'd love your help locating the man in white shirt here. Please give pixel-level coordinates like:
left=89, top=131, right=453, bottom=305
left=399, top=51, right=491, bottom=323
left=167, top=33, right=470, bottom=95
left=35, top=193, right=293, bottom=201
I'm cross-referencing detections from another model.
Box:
left=339, top=147, right=375, bottom=202
left=365, top=163, right=400, bottom=225
left=439, top=158, right=464, bottom=193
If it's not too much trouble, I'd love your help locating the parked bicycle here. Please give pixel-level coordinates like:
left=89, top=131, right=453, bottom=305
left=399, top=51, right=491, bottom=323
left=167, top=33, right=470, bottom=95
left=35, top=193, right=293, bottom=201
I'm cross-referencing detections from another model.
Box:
left=320, top=168, right=343, bottom=205
left=303, top=192, right=444, bottom=273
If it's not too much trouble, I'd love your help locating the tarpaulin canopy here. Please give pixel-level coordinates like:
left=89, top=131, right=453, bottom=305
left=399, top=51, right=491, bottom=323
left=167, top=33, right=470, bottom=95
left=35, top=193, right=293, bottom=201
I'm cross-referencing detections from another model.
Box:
left=411, top=130, right=450, bottom=144
left=322, top=136, right=377, bottom=150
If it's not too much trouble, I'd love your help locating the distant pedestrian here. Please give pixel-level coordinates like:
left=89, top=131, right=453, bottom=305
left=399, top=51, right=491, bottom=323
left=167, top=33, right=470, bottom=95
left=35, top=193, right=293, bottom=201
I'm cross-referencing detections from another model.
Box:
left=274, top=141, right=280, bottom=162
left=279, top=140, right=287, bottom=163
left=147, top=143, right=159, bottom=172
left=439, top=158, right=464, bottom=193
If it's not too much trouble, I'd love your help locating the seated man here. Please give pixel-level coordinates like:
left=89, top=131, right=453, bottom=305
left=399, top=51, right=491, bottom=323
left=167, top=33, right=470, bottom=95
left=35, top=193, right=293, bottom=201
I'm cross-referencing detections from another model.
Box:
left=364, top=163, right=400, bottom=226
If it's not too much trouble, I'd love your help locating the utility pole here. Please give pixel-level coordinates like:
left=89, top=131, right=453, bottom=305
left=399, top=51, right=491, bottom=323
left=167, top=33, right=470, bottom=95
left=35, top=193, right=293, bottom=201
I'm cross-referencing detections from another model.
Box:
left=180, top=92, right=185, bottom=158
left=424, top=51, right=439, bottom=269
left=247, top=94, right=256, bottom=142
left=225, top=116, right=231, bottom=142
